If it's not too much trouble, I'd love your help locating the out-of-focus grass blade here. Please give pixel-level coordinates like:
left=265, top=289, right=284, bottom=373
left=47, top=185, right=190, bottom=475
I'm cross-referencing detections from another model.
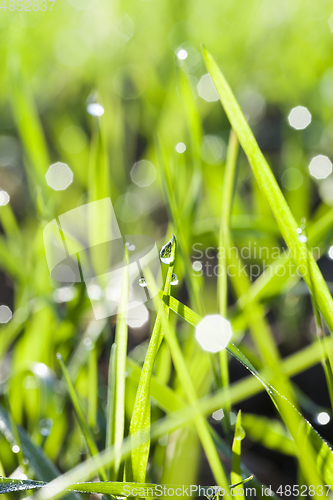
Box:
left=178, top=71, right=203, bottom=217
left=4, top=395, right=26, bottom=472
left=88, top=117, right=110, bottom=202
left=87, top=344, right=98, bottom=430
left=87, top=116, right=111, bottom=279
left=106, top=253, right=129, bottom=480
left=0, top=404, right=81, bottom=500
left=155, top=140, right=203, bottom=314
left=128, top=237, right=176, bottom=483
left=239, top=206, right=333, bottom=309
left=57, top=353, right=107, bottom=481
left=0, top=237, right=25, bottom=282
left=218, top=129, right=239, bottom=431
left=306, top=238, right=333, bottom=411
left=230, top=411, right=245, bottom=500
left=218, top=130, right=239, bottom=317
left=242, top=414, right=296, bottom=456
left=8, top=62, right=49, bottom=190
left=202, top=46, right=333, bottom=334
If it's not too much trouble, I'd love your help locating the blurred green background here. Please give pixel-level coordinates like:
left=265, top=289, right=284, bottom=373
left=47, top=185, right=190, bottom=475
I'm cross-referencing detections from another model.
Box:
left=1, top=0, right=333, bottom=491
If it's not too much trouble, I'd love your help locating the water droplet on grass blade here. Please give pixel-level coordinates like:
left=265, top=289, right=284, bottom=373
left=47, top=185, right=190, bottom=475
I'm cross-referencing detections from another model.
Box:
left=298, top=234, right=307, bottom=243
left=39, top=418, right=53, bottom=437
left=160, top=235, right=176, bottom=265
left=12, top=445, right=20, bottom=453
left=235, top=425, right=246, bottom=441
left=139, top=277, right=147, bottom=287
left=170, top=273, right=178, bottom=285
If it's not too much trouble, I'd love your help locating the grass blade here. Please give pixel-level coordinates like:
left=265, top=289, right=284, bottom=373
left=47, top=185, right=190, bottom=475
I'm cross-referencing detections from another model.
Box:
left=106, top=252, right=129, bottom=480
left=202, top=46, right=333, bottom=334
left=57, top=354, right=107, bottom=481
left=146, top=271, right=230, bottom=493
left=128, top=236, right=176, bottom=483
left=230, top=411, right=245, bottom=500
left=218, top=129, right=239, bottom=432
left=242, top=414, right=296, bottom=456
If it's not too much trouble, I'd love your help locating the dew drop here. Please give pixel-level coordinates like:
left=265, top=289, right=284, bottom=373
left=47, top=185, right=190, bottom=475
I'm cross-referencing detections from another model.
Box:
left=298, top=234, right=307, bottom=243
left=12, top=444, right=20, bottom=454
left=235, top=425, right=246, bottom=441
left=160, top=235, right=176, bottom=265
left=170, top=273, right=179, bottom=285
left=139, top=277, right=147, bottom=288
left=39, top=418, right=53, bottom=437
left=126, top=242, right=136, bottom=251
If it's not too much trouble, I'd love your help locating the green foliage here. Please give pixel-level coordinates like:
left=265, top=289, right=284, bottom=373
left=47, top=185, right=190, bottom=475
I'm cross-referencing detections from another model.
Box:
left=1, top=3, right=333, bottom=498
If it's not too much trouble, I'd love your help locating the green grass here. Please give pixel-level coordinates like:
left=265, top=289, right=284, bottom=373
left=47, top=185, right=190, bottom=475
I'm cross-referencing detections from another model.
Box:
left=2, top=3, right=333, bottom=498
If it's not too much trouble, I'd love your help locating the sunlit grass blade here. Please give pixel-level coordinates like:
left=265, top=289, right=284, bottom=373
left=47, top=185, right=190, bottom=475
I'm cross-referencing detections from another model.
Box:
left=128, top=236, right=176, bottom=483
left=155, top=293, right=333, bottom=484
left=230, top=411, right=245, bottom=500
left=128, top=356, right=273, bottom=497
left=238, top=206, right=333, bottom=311
left=178, top=71, right=203, bottom=217
left=106, top=252, right=129, bottom=480
left=56, top=353, right=107, bottom=481
left=87, top=344, right=98, bottom=430
left=8, top=60, right=49, bottom=206
left=242, top=414, right=296, bottom=456
left=218, top=130, right=239, bottom=317
left=4, top=395, right=26, bottom=473
left=202, top=46, right=333, bottom=334
left=305, top=237, right=333, bottom=411
left=0, top=404, right=81, bottom=500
